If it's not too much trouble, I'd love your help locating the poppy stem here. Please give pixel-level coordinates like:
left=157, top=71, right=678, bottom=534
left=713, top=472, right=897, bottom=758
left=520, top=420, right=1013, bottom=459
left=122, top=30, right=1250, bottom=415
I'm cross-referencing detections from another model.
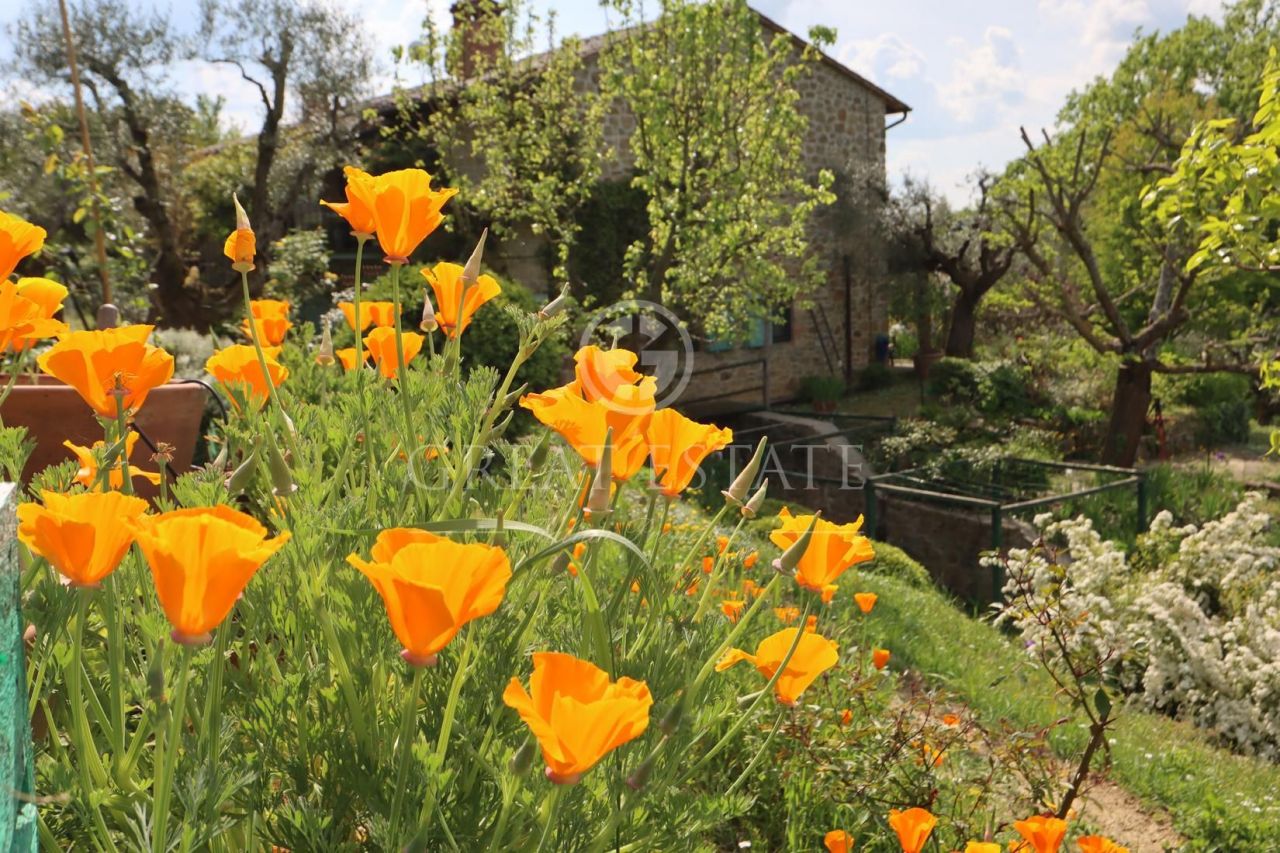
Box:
left=533, top=785, right=564, bottom=853
left=351, top=236, right=375, bottom=479
left=202, top=624, right=230, bottom=779
left=388, top=665, right=425, bottom=844
left=388, top=261, right=419, bottom=448
left=677, top=597, right=812, bottom=786
left=112, top=392, right=133, bottom=495
left=691, top=515, right=748, bottom=623
left=674, top=504, right=730, bottom=591
left=152, top=644, right=193, bottom=853
left=691, top=575, right=783, bottom=692
left=418, top=626, right=475, bottom=830
left=67, top=588, right=117, bottom=850
left=438, top=327, right=531, bottom=517
left=239, top=269, right=300, bottom=460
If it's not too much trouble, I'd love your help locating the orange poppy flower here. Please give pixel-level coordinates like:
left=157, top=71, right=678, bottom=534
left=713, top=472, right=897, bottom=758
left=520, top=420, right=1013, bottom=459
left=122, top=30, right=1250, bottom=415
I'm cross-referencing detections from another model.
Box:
left=421, top=261, right=501, bottom=339
left=64, top=432, right=162, bottom=491
left=716, top=535, right=729, bottom=554
left=223, top=195, right=255, bottom=272
left=348, top=528, right=511, bottom=667
left=17, top=490, right=148, bottom=587
left=804, top=614, right=819, bottom=633
left=38, top=325, right=175, bottom=419
left=344, top=168, right=457, bottom=263
left=743, top=550, right=759, bottom=569
left=206, top=344, right=288, bottom=407
left=132, top=505, right=289, bottom=644
left=14, top=277, right=67, bottom=316
left=1077, top=837, right=1128, bottom=853
left=720, top=599, right=745, bottom=622
left=887, top=807, right=936, bottom=853
left=0, top=281, right=66, bottom=352
left=337, top=347, right=369, bottom=371
left=769, top=508, right=874, bottom=594
left=872, top=648, right=891, bottom=670
left=701, top=555, right=714, bottom=574
left=773, top=606, right=800, bottom=624
left=839, top=708, right=853, bottom=726
left=320, top=166, right=378, bottom=237
left=6, top=277, right=67, bottom=350
left=1013, top=816, right=1067, bottom=853
left=824, top=829, right=854, bottom=853
left=715, top=627, right=839, bottom=705
left=645, top=408, right=733, bottom=497
left=241, top=299, right=292, bottom=346
left=503, top=651, right=653, bottom=784
left=337, top=300, right=398, bottom=332
left=363, top=326, right=424, bottom=379
left=854, top=592, right=878, bottom=614
left=570, top=345, right=644, bottom=402
left=964, top=843, right=1002, bottom=853
left=520, top=383, right=651, bottom=480
left=0, top=209, right=46, bottom=280
left=820, top=584, right=838, bottom=604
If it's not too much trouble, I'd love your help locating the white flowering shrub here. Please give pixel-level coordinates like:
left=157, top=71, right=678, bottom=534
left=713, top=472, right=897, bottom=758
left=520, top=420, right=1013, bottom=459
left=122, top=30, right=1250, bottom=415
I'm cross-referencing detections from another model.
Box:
left=994, top=494, right=1280, bottom=758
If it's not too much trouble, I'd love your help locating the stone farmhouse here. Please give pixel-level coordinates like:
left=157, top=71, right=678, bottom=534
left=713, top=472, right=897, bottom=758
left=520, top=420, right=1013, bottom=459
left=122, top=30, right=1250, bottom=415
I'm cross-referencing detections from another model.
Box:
left=349, top=1, right=909, bottom=410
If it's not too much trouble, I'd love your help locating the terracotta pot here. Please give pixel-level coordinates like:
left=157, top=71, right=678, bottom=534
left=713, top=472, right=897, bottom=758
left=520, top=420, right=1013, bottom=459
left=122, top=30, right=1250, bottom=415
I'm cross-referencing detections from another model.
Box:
left=0, top=376, right=208, bottom=498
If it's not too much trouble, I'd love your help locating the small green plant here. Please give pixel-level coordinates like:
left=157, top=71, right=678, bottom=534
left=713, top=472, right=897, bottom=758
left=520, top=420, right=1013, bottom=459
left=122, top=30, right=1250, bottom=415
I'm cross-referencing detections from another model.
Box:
left=800, top=374, right=846, bottom=407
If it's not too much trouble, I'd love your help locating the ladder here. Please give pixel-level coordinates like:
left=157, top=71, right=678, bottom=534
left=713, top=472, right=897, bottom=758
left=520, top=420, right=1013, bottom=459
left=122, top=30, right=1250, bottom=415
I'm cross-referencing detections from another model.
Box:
left=808, top=305, right=841, bottom=375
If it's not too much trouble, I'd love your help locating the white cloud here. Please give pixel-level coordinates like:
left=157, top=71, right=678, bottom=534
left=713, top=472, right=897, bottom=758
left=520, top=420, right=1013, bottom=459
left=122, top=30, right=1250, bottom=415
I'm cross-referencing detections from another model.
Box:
left=937, top=25, right=1024, bottom=123
left=839, top=32, right=927, bottom=82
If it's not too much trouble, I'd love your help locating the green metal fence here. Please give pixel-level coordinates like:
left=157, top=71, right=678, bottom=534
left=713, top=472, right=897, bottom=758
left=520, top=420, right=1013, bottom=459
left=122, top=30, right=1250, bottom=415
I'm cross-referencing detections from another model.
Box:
left=864, top=458, right=1147, bottom=600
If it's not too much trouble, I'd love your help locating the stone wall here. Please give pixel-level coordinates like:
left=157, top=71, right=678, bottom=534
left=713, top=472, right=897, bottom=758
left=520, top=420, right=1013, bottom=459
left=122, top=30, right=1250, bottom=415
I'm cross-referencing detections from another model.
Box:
left=727, top=412, right=1035, bottom=605
left=478, top=21, right=899, bottom=406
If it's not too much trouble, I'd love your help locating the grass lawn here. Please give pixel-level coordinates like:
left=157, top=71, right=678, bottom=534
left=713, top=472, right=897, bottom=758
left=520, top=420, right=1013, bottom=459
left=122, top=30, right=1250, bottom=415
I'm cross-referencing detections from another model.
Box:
left=853, top=571, right=1280, bottom=850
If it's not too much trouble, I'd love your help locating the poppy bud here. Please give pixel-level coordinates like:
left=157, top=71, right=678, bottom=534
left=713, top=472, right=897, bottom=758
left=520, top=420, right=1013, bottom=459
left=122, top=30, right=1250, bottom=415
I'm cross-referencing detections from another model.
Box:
left=529, top=435, right=551, bottom=469
left=659, top=698, right=684, bottom=735
left=773, top=512, right=821, bottom=576
left=585, top=429, right=613, bottom=519
left=462, top=228, right=488, bottom=286
left=723, top=437, right=767, bottom=506
left=489, top=410, right=515, bottom=441
left=211, top=442, right=229, bottom=471
left=316, top=318, right=335, bottom=366
left=509, top=736, right=537, bottom=775
left=266, top=441, right=296, bottom=496
left=419, top=289, right=438, bottom=333
left=742, top=481, right=769, bottom=519
left=626, top=750, right=658, bottom=791
left=537, top=289, right=569, bottom=319
left=233, top=192, right=251, bottom=232
left=226, top=448, right=260, bottom=495
left=502, top=383, right=529, bottom=410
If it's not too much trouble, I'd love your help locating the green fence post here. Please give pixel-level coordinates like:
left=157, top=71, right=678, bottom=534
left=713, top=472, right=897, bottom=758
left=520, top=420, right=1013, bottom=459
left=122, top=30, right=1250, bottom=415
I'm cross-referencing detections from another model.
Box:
left=0, top=483, right=38, bottom=850
left=864, top=482, right=877, bottom=539
left=990, top=505, right=1005, bottom=603
left=1136, top=470, right=1149, bottom=535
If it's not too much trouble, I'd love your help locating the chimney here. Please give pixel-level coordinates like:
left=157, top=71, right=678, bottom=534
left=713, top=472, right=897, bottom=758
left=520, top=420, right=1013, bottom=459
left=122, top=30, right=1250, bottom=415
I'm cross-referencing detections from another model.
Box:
left=450, top=0, right=505, bottom=79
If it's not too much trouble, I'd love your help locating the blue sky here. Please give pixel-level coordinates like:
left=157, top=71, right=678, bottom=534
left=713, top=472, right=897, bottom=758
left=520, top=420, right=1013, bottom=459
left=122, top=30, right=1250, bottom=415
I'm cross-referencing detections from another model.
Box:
left=0, top=0, right=1228, bottom=204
